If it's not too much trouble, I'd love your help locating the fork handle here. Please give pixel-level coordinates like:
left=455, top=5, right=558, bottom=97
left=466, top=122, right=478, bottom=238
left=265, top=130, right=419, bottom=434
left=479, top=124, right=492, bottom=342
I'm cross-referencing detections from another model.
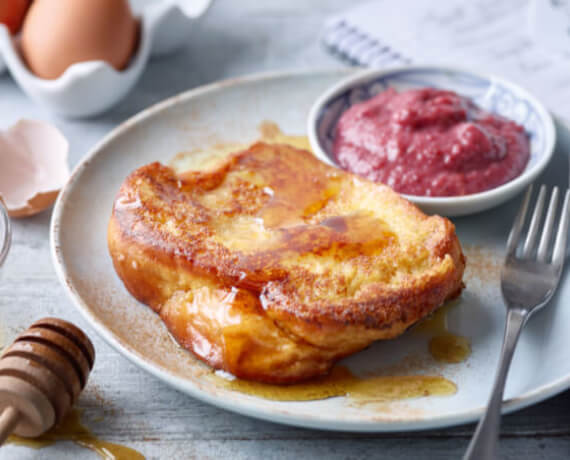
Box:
left=463, top=308, right=528, bottom=460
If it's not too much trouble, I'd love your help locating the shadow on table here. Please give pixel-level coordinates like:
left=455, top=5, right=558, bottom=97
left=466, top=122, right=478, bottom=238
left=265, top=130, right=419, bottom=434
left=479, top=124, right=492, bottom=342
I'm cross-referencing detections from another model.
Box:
left=93, top=16, right=259, bottom=125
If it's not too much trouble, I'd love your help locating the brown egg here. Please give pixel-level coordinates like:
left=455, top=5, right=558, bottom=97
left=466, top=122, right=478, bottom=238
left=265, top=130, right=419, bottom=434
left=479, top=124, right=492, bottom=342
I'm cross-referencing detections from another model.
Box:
left=0, top=0, right=31, bottom=34
left=20, top=0, right=138, bottom=80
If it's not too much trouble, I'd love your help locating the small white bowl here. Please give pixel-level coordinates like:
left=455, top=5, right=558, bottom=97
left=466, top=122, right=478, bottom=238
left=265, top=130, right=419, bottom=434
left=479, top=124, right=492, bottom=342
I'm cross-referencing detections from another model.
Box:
left=307, top=66, right=556, bottom=217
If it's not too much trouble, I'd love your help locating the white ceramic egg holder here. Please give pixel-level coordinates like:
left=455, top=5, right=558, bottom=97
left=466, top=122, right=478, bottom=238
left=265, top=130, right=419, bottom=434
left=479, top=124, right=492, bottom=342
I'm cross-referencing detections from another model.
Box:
left=0, top=0, right=212, bottom=118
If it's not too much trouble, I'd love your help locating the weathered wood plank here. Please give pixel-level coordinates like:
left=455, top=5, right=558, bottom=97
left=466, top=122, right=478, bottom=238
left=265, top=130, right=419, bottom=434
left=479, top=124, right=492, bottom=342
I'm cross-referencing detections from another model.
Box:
left=2, top=437, right=569, bottom=460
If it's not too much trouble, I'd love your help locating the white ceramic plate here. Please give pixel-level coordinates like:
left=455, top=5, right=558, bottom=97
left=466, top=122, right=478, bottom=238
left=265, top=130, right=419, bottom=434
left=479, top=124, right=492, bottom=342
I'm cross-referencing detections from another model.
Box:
left=51, top=70, right=570, bottom=432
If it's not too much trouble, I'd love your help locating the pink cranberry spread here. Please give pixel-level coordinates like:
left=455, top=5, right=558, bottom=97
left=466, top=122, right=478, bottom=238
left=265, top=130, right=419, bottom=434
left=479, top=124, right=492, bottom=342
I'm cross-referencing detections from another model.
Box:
left=333, top=88, right=530, bottom=196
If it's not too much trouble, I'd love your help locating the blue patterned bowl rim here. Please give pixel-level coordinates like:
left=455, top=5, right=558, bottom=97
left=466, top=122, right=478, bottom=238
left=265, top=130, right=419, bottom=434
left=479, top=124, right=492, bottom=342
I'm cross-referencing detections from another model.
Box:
left=307, top=65, right=556, bottom=209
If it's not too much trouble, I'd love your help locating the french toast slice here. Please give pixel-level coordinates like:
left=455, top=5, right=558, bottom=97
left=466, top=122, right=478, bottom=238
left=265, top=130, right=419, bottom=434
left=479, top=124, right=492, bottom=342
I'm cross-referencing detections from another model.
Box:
left=108, top=142, right=465, bottom=383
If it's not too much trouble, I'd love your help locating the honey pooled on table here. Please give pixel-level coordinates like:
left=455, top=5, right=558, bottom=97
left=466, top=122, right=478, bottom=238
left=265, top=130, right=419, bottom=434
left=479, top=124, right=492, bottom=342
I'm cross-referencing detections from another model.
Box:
left=0, top=318, right=94, bottom=443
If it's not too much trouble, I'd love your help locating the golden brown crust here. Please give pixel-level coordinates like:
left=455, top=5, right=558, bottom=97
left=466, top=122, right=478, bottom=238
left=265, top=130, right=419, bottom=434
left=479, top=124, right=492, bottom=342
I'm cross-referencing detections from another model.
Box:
left=108, top=142, right=465, bottom=383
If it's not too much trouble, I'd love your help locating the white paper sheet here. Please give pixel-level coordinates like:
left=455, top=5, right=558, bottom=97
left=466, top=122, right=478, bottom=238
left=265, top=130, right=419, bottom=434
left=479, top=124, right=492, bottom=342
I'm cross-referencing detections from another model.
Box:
left=324, top=0, right=570, bottom=119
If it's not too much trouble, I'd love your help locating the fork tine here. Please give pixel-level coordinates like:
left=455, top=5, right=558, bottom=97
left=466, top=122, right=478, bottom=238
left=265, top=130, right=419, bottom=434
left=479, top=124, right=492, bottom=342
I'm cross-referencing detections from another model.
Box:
left=537, top=187, right=559, bottom=262
left=552, top=189, right=570, bottom=267
left=506, top=186, right=533, bottom=257
left=522, top=185, right=546, bottom=257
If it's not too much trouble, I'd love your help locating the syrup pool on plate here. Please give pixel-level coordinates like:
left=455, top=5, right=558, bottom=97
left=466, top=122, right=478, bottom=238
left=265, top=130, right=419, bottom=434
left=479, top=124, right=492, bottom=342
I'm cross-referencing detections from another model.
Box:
left=414, top=300, right=471, bottom=364
left=212, top=298, right=468, bottom=403
left=212, top=366, right=456, bottom=402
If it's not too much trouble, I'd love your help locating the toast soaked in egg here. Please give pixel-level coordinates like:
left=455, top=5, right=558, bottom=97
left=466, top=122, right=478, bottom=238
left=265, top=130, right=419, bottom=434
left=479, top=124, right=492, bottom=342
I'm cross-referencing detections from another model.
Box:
left=108, top=142, right=465, bottom=383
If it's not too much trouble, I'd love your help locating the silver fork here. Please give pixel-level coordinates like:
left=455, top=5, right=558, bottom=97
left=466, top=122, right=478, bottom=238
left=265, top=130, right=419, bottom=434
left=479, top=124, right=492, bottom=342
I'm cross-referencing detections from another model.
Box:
left=464, top=185, right=570, bottom=460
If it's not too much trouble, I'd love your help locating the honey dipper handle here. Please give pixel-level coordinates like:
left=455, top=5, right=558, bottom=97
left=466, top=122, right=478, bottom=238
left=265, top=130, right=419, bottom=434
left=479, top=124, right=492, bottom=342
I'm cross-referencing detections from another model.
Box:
left=0, top=406, right=20, bottom=445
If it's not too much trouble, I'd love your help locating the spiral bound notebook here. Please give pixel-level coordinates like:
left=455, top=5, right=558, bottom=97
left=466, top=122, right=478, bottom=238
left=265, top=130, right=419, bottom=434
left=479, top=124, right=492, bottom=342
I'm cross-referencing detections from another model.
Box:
left=322, top=0, right=570, bottom=120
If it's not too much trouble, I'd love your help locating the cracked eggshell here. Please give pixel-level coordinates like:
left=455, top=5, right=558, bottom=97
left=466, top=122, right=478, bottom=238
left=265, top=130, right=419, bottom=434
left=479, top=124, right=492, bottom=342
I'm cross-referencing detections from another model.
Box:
left=0, top=120, right=69, bottom=218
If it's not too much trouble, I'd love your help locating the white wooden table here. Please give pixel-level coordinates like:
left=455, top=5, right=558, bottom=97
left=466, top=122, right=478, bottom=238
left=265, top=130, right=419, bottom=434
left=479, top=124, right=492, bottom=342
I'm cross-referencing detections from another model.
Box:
left=1, top=1, right=569, bottom=458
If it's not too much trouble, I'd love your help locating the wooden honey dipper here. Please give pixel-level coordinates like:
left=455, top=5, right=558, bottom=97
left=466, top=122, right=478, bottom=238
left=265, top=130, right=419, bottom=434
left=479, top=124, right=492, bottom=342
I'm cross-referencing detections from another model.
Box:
left=0, top=318, right=95, bottom=444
